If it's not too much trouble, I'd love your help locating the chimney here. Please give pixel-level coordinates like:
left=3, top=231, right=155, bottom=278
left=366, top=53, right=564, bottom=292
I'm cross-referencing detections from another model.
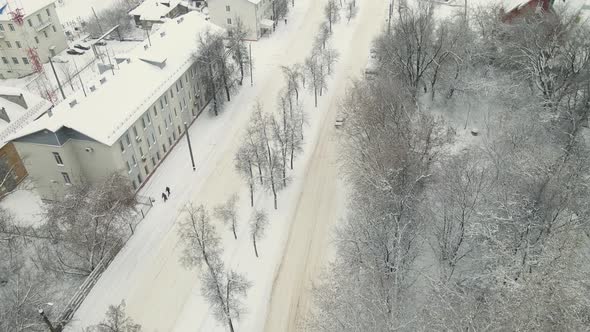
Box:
left=0, top=107, right=10, bottom=123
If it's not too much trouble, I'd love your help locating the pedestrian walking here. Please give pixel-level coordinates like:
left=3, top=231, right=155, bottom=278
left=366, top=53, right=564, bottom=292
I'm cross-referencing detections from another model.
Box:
left=166, top=186, right=170, bottom=196
left=162, top=192, right=168, bottom=202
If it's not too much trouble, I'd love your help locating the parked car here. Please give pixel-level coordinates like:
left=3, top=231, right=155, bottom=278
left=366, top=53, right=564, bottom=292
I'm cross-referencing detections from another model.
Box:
left=51, top=56, right=68, bottom=63
left=67, top=48, right=84, bottom=55
left=94, top=40, right=107, bottom=46
left=365, top=49, right=379, bottom=78
left=335, top=113, right=346, bottom=128
left=74, top=43, right=91, bottom=51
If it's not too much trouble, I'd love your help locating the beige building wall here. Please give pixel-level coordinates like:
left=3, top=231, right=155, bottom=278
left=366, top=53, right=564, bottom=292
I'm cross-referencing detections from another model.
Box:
left=0, top=2, right=68, bottom=79
left=208, top=0, right=274, bottom=40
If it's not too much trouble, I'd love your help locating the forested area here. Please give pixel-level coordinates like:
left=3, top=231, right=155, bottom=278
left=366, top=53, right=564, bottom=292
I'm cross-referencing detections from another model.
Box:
left=308, top=3, right=590, bottom=331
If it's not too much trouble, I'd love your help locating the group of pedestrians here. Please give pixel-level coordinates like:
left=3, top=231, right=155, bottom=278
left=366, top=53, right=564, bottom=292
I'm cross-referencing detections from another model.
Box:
left=161, top=186, right=171, bottom=202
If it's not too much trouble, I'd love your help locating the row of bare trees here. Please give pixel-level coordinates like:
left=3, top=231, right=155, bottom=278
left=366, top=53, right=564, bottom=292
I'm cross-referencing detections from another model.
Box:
left=308, top=2, right=590, bottom=331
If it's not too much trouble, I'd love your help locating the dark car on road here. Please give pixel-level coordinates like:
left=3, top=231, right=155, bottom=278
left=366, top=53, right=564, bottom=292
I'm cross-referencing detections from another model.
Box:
left=67, top=48, right=84, bottom=55
left=74, top=43, right=91, bottom=51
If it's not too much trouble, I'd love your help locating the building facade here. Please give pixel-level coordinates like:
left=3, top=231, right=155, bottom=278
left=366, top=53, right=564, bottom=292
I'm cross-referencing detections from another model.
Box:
left=207, top=0, right=275, bottom=40
left=129, top=0, right=189, bottom=30
left=0, top=0, right=68, bottom=79
left=10, top=12, right=220, bottom=200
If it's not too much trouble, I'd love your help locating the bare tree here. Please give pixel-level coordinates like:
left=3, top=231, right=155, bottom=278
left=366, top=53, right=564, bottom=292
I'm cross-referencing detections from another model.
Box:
left=281, top=65, right=302, bottom=102
left=249, top=209, right=268, bottom=258
left=234, top=145, right=256, bottom=207
left=213, top=194, right=240, bottom=240
left=57, top=61, right=76, bottom=91
left=178, top=204, right=222, bottom=272
left=227, top=18, right=250, bottom=86
left=87, top=300, right=141, bottom=332
left=82, top=1, right=136, bottom=38
left=320, top=47, right=339, bottom=75
left=324, top=0, right=341, bottom=33
left=345, top=0, right=359, bottom=23
left=37, top=173, right=136, bottom=276
left=315, top=22, right=332, bottom=50
left=275, top=0, right=290, bottom=21
left=304, top=52, right=327, bottom=107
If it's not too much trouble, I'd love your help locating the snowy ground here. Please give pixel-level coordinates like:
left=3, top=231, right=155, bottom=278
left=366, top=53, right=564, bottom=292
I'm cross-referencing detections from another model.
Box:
left=63, top=0, right=391, bottom=331
left=0, top=186, right=45, bottom=227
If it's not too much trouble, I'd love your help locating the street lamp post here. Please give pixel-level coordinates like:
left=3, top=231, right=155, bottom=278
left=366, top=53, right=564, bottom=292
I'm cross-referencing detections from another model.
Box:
left=249, top=42, right=253, bottom=86
left=38, top=305, right=62, bottom=332
left=184, top=122, right=196, bottom=171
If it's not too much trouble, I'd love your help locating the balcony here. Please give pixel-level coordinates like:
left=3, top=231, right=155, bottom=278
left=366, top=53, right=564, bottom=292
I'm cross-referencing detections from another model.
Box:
left=34, top=19, right=52, bottom=32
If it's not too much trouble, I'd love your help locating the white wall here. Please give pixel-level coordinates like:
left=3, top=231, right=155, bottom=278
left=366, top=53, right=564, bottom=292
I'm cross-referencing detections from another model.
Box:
left=0, top=3, right=68, bottom=79
left=208, top=0, right=276, bottom=40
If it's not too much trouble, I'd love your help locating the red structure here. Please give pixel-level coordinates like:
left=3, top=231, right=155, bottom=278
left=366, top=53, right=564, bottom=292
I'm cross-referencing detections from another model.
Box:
left=501, top=0, right=555, bottom=23
left=8, top=7, right=24, bottom=25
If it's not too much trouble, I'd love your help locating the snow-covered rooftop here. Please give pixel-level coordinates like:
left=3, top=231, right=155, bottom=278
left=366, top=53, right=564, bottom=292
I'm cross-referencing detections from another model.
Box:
left=129, top=0, right=184, bottom=22
left=10, top=11, right=223, bottom=146
left=0, top=86, right=52, bottom=148
left=0, top=0, right=54, bottom=20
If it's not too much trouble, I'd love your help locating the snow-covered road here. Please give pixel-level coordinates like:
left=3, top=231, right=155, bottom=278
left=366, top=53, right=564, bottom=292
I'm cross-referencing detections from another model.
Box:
left=263, top=0, right=389, bottom=330
left=65, top=0, right=388, bottom=331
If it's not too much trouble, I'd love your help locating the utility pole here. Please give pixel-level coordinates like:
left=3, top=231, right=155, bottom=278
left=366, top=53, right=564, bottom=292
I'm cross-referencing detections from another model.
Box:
left=105, top=46, right=115, bottom=75
left=91, top=7, right=104, bottom=36
left=249, top=42, right=253, bottom=86
left=72, top=58, right=87, bottom=97
left=145, top=26, right=152, bottom=46
left=388, top=0, right=393, bottom=34
left=48, top=57, right=66, bottom=100
left=208, top=62, right=218, bottom=116
left=184, top=122, right=196, bottom=171
left=464, top=0, right=468, bottom=22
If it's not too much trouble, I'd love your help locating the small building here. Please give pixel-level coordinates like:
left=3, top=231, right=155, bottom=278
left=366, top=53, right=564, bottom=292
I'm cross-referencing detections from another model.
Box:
left=129, top=0, right=189, bottom=30
left=0, top=87, right=52, bottom=196
left=9, top=12, right=223, bottom=200
left=0, top=0, right=68, bottom=79
left=207, top=0, right=275, bottom=40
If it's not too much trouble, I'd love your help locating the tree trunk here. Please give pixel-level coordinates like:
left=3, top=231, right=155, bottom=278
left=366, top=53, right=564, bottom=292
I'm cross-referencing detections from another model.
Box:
left=249, top=183, right=254, bottom=207
left=232, top=222, right=237, bottom=240
left=253, top=234, right=259, bottom=257
left=314, top=87, right=318, bottom=107
left=208, top=63, right=218, bottom=116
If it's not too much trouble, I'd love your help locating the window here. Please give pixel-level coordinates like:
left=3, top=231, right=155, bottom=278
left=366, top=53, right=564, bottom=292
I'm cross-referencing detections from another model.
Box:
left=133, top=126, right=138, bottom=137
left=168, top=137, right=172, bottom=146
left=34, top=36, right=39, bottom=44
left=151, top=157, right=156, bottom=167
left=164, top=95, right=168, bottom=105
left=139, top=146, right=144, bottom=156
left=158, top=126, right=162, bottom=136
left=0, top=24, right=4, bottom=31
left=22, top=57, right=28, bottom=64
left=1, top=57, right=7, bottom=64
left=119, top=140, right=125, bottom=152
left=172, top=132, right=176, bottom=141
left=159, top=99, right=164, bottom=109
left=137, top=173, right=142, bottom=184
left=132, top=155, right=137, bottom=166
left=46, top=8, right=51, bottom=16
left=170, top=89, right=174, bottom=99
left=175, top=82, right=179, bottom=93
left=151, top=133, right=156, bottom=145
left=226, top=5, right=230, bottom=11
left=126, top=161, right=132, bottom=172
left=141, top=117, right=146, bottom=129
left=27, top=19, right=32, bottom=27
left=227, top=18, right=232, bottom=25
left=52, top=152, right=63, bottom=165
left=164, top=118, right=168, bottom=129
left=153, top=105, right=158, bottom=117
left=156, top=151, right=161, bottom=161
left=147, top=136, right=151, bottom=147
left=11, top=57, right=18, bottom=65
left=179, top=79, right=183, bottom=89
left=178, top=126, right=182, bottom=135
left=52, top=25, right=56, bottom=33
left=132, top=180, right=137, bottom=190
left=43, top=31, right=48, bottom=38
left=15, top=41, right=21, bottom=48
left=174, top=108, right=178, bottom=117
left=144, top=165, right=149, bottom=175
left=36, top=14, right=42, bottom=24
left=5, top=41, right=11, bottom=48
left=168, top=114, right=172, bottom=123
left=125, top=133, right=131, bottom=146
left=8, top=24, right=14, bottom=31
left=185, top=74, right=189, bottom=83
left=62, top=172, right=71, bottom=184
left=146, top=113, right=151, bottom=124
left=162, top=144, right=167, bottom=153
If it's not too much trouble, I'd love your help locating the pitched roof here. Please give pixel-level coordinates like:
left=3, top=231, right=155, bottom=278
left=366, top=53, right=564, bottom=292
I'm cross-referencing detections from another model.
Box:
left=129, top=0, right=184, bottom=21
left=0, top=87, right=52, bottom=147
left=10, top=11, right=222, bottom=146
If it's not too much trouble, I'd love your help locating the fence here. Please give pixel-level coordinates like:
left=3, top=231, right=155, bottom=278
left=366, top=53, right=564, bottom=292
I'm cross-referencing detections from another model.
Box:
left=55, top=194, right=153, bottom=328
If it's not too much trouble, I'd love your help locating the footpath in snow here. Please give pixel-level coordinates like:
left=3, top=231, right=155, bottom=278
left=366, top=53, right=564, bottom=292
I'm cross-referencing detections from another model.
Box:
left=66, top=0, right=389, bottom=331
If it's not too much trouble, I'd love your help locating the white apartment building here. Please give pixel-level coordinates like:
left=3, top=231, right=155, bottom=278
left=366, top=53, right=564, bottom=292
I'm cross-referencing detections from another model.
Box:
left=207, top=0, right=275, bottom=40
left=0, top=0, right=68, bottom=79
left=9, top=12, right=223, bottom=200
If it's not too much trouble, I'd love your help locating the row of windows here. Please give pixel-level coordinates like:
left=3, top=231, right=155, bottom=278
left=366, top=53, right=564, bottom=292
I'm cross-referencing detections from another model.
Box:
left=2, top=56, right=29, bottom=65
left=1, top=26, right=55, bottom=50
left=0, top=8, right=52, bottom=32
left=51, top=152, right=71, bottom=185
